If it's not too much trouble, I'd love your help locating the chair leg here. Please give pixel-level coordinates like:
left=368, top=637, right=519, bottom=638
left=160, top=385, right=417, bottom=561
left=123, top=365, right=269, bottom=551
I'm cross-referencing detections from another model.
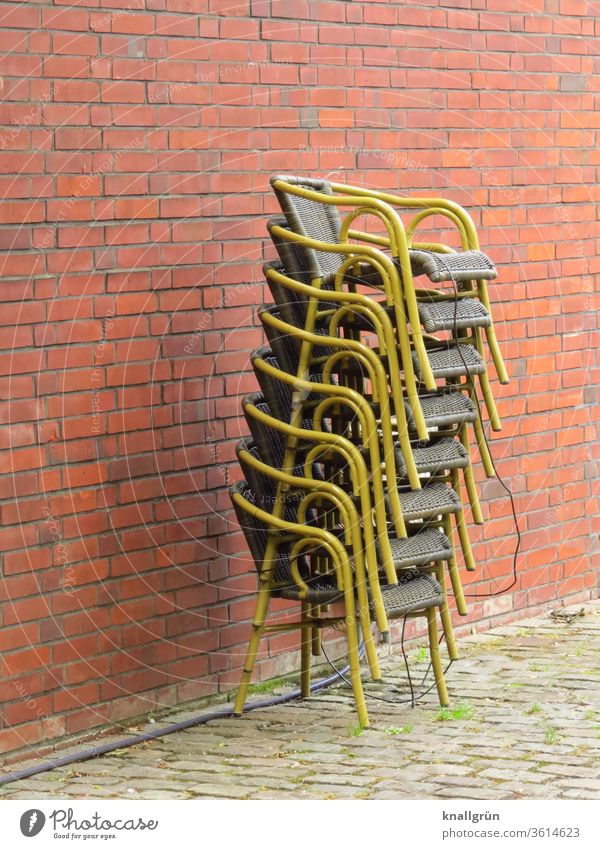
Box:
left=470, top=383, right=495, bottom=478
left=475, top=279, right=509, bottom=385
left=233, top=584, right=270, bottom=715
left=443, top=513, right=468, bottom=616
left=388, top=288, right=429, bottom=441
left=475, top=328, right=502, bottom=432
left=343, top=587, right=369, bottom=728
left=311, top=605, right=321, bottom=656
left=434, top=561, right=459, bottom=661
left=460, top=423, right=484, bottom=524
left=300, top=602, right=312, bottom=698
left=450, top=469, right=476, bottom=573
left=485, top=319, right=509, bottom=385
left=427, top=608, right=449, bottom=707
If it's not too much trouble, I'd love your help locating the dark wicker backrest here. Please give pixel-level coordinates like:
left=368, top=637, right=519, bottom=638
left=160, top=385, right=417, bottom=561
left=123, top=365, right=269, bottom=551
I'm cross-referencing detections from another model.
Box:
left=230, top=479, right=297, bottom=584
left=270, top=175, right=345, bottom=279
left=267, top=219, right=314, bottom=289
left=250, top=346, right=332, bottom=427
left=258, top=306, right=302, bottom=375
left=236, top=438, right=280, bottom=510
left=263, top=255, right=307, bottom=327
left=230, top=479, right=269, bottom=570
left=258, top=304, right=336, bottom=375
left=242, top=392, right=326, bottom=483
left=242, top=392, right=287, bottom=469
left=250, top=347, right=294, bottom=423
left=236, top=437, right=321, bottom=526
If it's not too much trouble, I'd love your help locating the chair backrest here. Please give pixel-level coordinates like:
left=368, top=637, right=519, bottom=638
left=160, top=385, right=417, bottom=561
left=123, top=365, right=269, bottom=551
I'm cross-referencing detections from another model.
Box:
left=242, top=392, right=287, bottom=469
left=230, top=479, right=269, bottom=570
left=236, top=436, right=323, bottom=526
left=258, top=304, right=335, bottom=376
left=242, top=392, right=326, bottom=481
left=236, top=437, right=279, bottom=509
left=267, top=218, right=314, bottom=289
left=250, top=346, right=294, bottom=423
left=250, top=346, right=331, bottom=427
left=229, top=479, right=300, bottom=585
left=270, top=175, right=345, bottom=279
left=263, top=256, right=306, bottom=327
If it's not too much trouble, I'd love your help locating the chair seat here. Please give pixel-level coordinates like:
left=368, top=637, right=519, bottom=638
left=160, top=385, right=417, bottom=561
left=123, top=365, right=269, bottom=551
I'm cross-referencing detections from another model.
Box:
left=382, top=528, right=453, bottom=569
left=319, top=297, right=490, bottom=337
left=413, top=343, right=485, bottom=381
left=394, top=436, right=469, bottom=478
left=418, top=298, right=491, bottom=333
left=409, top=249, right=497, bottom=283
left=376, top=570, right=444, bottom=619
left=404, top=391, right=477, bottom=432
left=398, top=482, right=461, bottom=520
left=333, top=250, right=495, bottom=293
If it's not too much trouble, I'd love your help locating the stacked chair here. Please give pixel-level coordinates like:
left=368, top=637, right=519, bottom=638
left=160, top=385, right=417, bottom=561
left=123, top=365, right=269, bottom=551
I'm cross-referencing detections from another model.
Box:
left=229, top=175, right=508, bottom=728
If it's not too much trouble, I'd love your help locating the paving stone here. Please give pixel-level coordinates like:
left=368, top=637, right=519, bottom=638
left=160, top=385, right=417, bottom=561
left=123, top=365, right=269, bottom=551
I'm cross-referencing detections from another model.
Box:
left=1, top=601, right=599, bottom=800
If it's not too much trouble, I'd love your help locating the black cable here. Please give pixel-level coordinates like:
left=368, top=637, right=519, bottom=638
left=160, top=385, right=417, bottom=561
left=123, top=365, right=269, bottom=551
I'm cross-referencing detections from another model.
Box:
left=440, top=253, right=521, bottom=598
left=0, top=642, right=366, bottom=787
left=399, top=615, right=415, bottom=707
left=338, top=252, right=520, bottom=708
left=321, top=618, right=454, bottom=707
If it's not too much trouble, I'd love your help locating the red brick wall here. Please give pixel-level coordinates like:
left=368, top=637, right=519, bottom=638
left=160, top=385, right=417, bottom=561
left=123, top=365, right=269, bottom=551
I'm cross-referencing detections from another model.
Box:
left=1, top=0, right=598, bottom=758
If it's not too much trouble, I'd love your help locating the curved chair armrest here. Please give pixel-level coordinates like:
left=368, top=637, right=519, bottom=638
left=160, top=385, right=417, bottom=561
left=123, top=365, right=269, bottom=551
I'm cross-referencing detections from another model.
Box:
left=231, top=483, right=350, bottom=594
left=332, top=181, right=480, bottom=250
left=270, top=177, right=412, bottom=265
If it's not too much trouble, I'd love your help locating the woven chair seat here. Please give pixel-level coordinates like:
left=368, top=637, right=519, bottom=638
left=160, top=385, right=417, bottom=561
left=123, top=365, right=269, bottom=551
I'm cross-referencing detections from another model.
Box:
left=409, top=249, right=497, bottom=283
left=418, top=298, right=491, bottom=333
left=376, top=570, right=444, bottom=619
left=413, top=343, right=485, bottom=381
left=394, top=436, right=469, bottom=478
left=405, top=391, right=477, bottom=432
left=398, top=481, right=461, bottom=520
left=382, top=528, right=453, bottom=569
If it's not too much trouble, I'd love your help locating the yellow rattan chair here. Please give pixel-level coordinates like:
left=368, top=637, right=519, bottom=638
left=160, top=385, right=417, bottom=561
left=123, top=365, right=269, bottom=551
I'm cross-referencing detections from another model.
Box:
left=242, top=393, right=463, bottom=658
left=232, top=445, right=452, bottom=725
left=269, top=175, right=505, bottom=433
left=230, top=477, right=371, bottom=727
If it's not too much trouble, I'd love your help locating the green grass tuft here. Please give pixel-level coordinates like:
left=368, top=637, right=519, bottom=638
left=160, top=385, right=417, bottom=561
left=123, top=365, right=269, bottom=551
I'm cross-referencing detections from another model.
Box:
left=411, top=646, right=428, bottom=664
left=386, top=725, right=414, bottom=736
left=434, top=703, right=475, bottom=722
left=248, top=675, right=291, bottom=695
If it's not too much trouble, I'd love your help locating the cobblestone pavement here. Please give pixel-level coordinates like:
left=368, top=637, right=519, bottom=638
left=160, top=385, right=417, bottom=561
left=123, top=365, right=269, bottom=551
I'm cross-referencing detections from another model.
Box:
left=1, top=602, right=599, bottom=800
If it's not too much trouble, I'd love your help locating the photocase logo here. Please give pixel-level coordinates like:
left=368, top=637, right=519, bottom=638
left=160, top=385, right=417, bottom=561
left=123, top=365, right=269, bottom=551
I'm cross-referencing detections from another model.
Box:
left=19, top=810, right=46, bottom=837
